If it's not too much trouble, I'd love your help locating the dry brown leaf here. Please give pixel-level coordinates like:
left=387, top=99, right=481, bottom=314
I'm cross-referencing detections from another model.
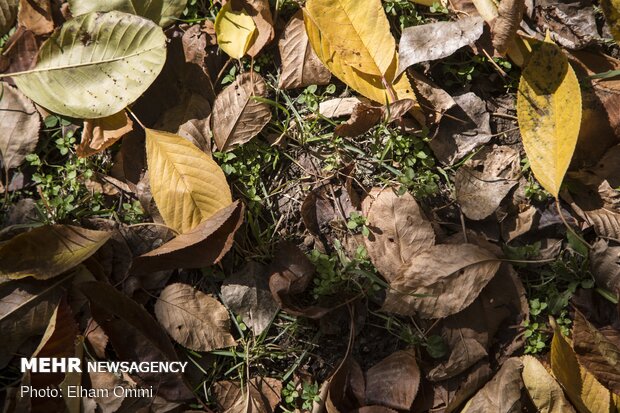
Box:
left=17, top=0, right=53, bottom=35
left=364, top=350, right=420, bottom=410
left=383, top=243, right=501, bottom=318
left=212, top=72, right=271, bottom=152
left=84, top=318, right=108, bottom=359
left=410, top=71, right=457, bottom=125
left=522, top=355, right=576, bottom=413
left=590, top=239, right=620, bottom=298
left=131, top=201, right=243, bottom=274
left=178, top=116, right=212, bottom=155
left=278, top=10, right=330, bottom=90
left=89, top=371, right=138, bottom=413
left=241, top=0, right=274, bottom=57
left=334, top=102, right=383, bottom=137
left=362, top=188, right=435, bottom=282
left=182, top=24, right=208, bottom=65
left=491, top=0, right=524, bottom=54
left=154, top=283, right=235, bottom=352
left=462, top=357, right=523, bottom=413
left=154, top=93, right=211, bottom=135
left=318, top=97, right=363, bottom=118
left=77, top=111, right=133, bottom=158
left=213, top=376, right=282, bottom=413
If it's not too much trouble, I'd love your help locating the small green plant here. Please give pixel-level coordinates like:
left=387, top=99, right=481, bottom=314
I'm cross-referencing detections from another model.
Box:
left=282, top=380, right=321, bottom=412
left=346, top=211, right=370, bottom=236
left=429, top=1, right=449, bottom=14
left=383, top=0, right=426, bottom=30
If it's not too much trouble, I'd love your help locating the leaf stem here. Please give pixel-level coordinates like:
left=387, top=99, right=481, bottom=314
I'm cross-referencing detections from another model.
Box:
left=125, top=107, right=146, bottom=130
left=554, top=197, right=592, bottom=249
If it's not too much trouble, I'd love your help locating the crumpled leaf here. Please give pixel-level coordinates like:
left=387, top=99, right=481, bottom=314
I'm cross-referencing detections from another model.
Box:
left=590, top=239, right=620, bottom=298
left=67, top=0, right=187, bottom=27
left=214, top=2, right=256, bottom=59
left=365, top=350, right=420, bottom=410
left=517, top=35, right=582, bottom=198
left=242, top=0, right=274, bottom=57
left=213, top=377, right=282, bottom=413
left=212, top=72, right=271, bottom=152
left=278, top=10, right=330, bottom=90
left=462, top=358, right=523, bottom=413
left=132, top=201, right=243, bottom=274
left=145, top=128, right=232, bottom=234
left=319, top=97, right=363, bottom=118
left=535, top=0, right=600, bottom=50
left=154, top=283, right=235, bottom=352
left=221, top=261, right=279, bottom=336
left=0, top=82, right=40, bottom=170
left=11, top=11, right=167, bottom=119
left=492, top=0, right=525, bottom=54
left=397, top=16, right=484, bottom=75
left=0, top=0, right=17, bottom=36
left=17, top=0, right=53, bottom=35
left=522, top=355, right=576, bottom=413
left=362, top=188, right=435, bottom=282
left=383, top=243, right=501, bottom=318
left=77, top=111, right=133, bottom=158
left=334, top=103, right=383, bottom=137
left=601, top=0, right=620, bottom=44
left=0, top=225, right=111, bottom=281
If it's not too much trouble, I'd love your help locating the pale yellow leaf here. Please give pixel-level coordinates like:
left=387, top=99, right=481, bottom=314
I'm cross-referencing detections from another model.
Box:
left=214, top=2, right=257, bottom=59
left=145, top=128, right=232, bottom=234
left=516, top=36, right=581, bottom=198
left=522, top=355, right=576, bottom=413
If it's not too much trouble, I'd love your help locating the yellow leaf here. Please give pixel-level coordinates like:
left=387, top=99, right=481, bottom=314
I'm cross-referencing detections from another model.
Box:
left=145, top=129, right=232, bottom=234
left=303, top=10, right=417, bottom=107
left=601, top=0, right=620, bottom=44
left=214, top=2, right=257, bottom=59
left=550, top=321, right=612, bottom=413
left=516, top=36, right=581, bottom=198
left=522, top=355, right=576, bottom=413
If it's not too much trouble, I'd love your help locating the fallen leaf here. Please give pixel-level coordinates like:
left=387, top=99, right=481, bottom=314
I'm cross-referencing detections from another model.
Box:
left=278, top=10, right=330, bottom=90
left=492, top=0, right=525, bottom=54
left=67, top=0, right=187, bottom=27
left=365, top=350, right=420, bottom=410
left=0, top=26, right=40, bottom=74
left=0, top=225, right=111, bottom=280
left=397, top=17, right=484, bottom=75
left=462, top=358, right=523, bottom=413
left=242, top=0, right=274, bottom=57
left=213, top=377, right=282, bottom=413
left=410, top=71, right=456, bottom=125
left=89, top=371, right=138, bottom=413
left=145, top=128, right=232, bottom=233
left=601, top=0, right=620, bottom=44
left=182, top=24, right=208, bottom=65
left=334, top=102, right=383, bottom=137
left=84, top=318, right=108, bottom=359
left=154, top=283, right=235, bottom=352
left=131, top=201, right=243, bottom=273
left=212, top=72, right=271, bottom=152
left=362, top=188, right=435, bottom=282
left=178, top=116, right=212, bottom=154
left=154, top=93, right=211, bottom=136
left=214, top=2, right=256, bottom=59
left=221, top=261, right=279, bottom=336
left=18, top=0, right=54, bottom=35
left=77, top=111, right=133, bottom=158
left=534, top=0, right=600, bottom=50
left=0, top=82, right=39, bottom=171
left=383, top=243, right=501, bottom=318
left=0, top=0, right=17, bottom=35
left=590, top=239, right=620, bottom=298
left=319, top=97, right=363, bottom=118
left=517, top=35, right=582, bottom=198
left=522, top=355, right=576, bottom=413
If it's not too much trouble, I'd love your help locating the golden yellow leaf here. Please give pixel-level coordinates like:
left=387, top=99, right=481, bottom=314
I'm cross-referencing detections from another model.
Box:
left=145, top=128, right=232, bottom=234
left=516, top=36, right=581, bottom=198
left=304, top=10, right=418, bottom=107
left=550, top=321, right=612, bottom=413
left=602, top=0, right=620, bottom=44
left=522, top=355, right=576, bottom=413
left=214, top=2, right=257, bottom=59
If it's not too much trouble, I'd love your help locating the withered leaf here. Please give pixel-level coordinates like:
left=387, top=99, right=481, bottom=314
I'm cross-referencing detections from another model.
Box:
left=365, top=350, right=420, bottom=410
left=383, top=244, right=501, bottom=318
left=131, top=201, right=243, bottom=273
left=17, top=0, right=54, bottom=35
left=212, top=72, right=271, bottom=152
left=491, top=0, right=525, bottom=54
left=154, top=283, right=235, bottom=352
left=590, top=239, right=620, bottom=298
left=462, top=358, right=523, bottom=413
left=362, top=188, right=435, bottom=282
left=278, top=10, right=330, bottom=90
left=0, top=0, right=17, bottom=36
left=319, top=97, right=363, bottom=118
left=242, top=0, right=274, bottom=57
left=77, top=111, right=133, bottom=158
left=522, top=355, right=576, bottom=413
left=213, top=376, right=282, bottom=413
left=334, top=102, right=383, bottom=137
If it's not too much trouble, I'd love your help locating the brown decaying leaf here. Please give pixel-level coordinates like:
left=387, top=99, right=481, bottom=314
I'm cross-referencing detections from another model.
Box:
left=221, top=261, right=279, bottom=336
left=0, top=81, right=40, bottom=171
left=0, top=0, right=18, bottom=36
left=89, top=371, right=138, bottom=413
left=212, top=72, right=271, bottom=152
left=84, top=318, right=108, bottom=359
left=154, top=93, right=211, bottom=136
left=154, top=283, right=235, bottom=352
left=319, top=97, right=364, bottom=119
left=335, top=103, right=383, bottom=137
left=278, top=10, right=330, bottom=90
left=178, top=116, right=212, bottom=155
left=462, top=357, right=523, bottom=412
left=18, top=0, right=54, bottom=35
left=77, top=111, right=133, bottom=158
left=182, top=24, right=208, bottom=65
left=241, top=0, right=274, bottom=57
left=383, top=243, right=501, bottom=318
left=213, top=376, right=282, bottom=413
left=364, top=350, right=420, bottom=410
left=362, top=188, right=435, bottom=282
left=491, top=0, right=524, bottom=54
left=131, top=201, right=244, bottom=273
left=410, top=70, right=456, bottom=125
left=0, top=26, right=40, bottom=74
left=590, top=240, right=620, bottom=298
left=397, top=16, right=484, bottom=75
left=522, top=355, right=576, bottom=413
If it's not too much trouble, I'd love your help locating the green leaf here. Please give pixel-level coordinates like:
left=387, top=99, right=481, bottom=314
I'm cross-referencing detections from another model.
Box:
left=67, top=0, right=187, bottom=27
left=10, top=11, right=167, bottom=119
left=0, top=225, right=111, bottom=280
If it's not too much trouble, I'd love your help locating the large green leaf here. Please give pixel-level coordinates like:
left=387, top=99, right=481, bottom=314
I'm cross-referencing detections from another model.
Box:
left=67, top=0, right=187, bottom=27
left=10, top=11, right=166, bottom=119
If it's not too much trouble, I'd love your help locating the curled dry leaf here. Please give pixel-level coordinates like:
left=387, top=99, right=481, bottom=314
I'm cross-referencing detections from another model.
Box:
left=242, top=0, right=274, bottom=57
left=0, top=82, right=40, bottom=170
left=362, top=188, right=435, bottom=282
left=131, top=201, right=244, bottom=273
left=178, top=117, right=212, bottom=155
left=213, top=377, right=282, bottom=413
left=154, top=283, right=235, bottom=352
left=182, top=24, right=208, bottom=65
left=365, top=350, right=420, bottom=410
left=397, top=16, right=484, bottom=76
left=77, top=111, right=133, bottom=158
left=383, top=243, right=501, bottom=318
left=491, top=0, right=525, bottom=54
left=67, top=0, right=188, bottom=27
left=214, top=2, right=256, bottom=59
left=462, top=358, right=523, bottom=413
left=335, top=103, right=383, bottom=137
left=145, top=128, right=232, bottom=234
left=279, top=10, right=330, bottom=90
left=17, top=0, right=54, bottom=35
left=0, top=225, right=111, bottom=281
left=0, top=0, right=17, bottom=36
left=319, top=97, right=363, bottom=118
left=522, top=355, right=576, bottom=413
left=517, top=35, right=581, bottom=198
left=212, top=72, right=272, bottom=152
left=590, top=239, right=620, bottom=297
